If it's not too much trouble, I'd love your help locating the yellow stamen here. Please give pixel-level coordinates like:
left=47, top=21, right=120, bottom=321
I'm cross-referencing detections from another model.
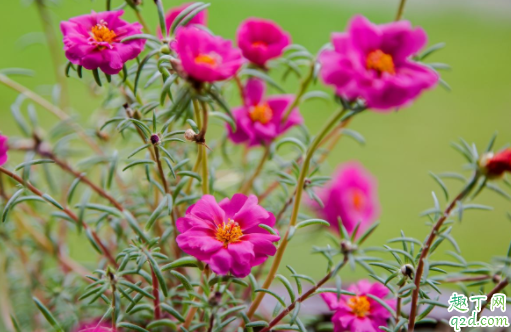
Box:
left=249, top=103, right=273, bottom=124
left=351, top=189, right=365, bottom=211
left=215, top=219, right=243, bottom=248
left=195, top=54, right=218, bottom=67
left=348, top=296, right=371, bottom=318
left=252, top=41, right=267, bottom=48
left=366, top=49, right=395, bottom=75
left=90, top=23, right=117, bottom=44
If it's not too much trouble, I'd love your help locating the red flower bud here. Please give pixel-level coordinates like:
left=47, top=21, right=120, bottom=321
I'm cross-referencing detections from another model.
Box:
left=483, top=148, right=511, bottom=177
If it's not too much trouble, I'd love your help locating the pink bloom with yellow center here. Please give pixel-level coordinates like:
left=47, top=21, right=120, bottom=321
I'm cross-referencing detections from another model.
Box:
left=176, top=194, right=280, bottom=278
left=157, top=2, right=207, bottom=38
left=236, top=18, right=291, bottom=67
left=175, top=27, right=244, bottom=83
left=314, top=162, right=379, bottom=237
left=61, top=10, right=145, bottom=75
left=0, top=135, right=8, bottom=166
left=227, top=78, right=303, bottom=146
left=319, top=15, right=438, bottom=111
left=322, top=280, right=396, bottom=332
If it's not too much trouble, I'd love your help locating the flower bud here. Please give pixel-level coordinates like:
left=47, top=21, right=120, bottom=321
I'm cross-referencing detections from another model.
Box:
left=184, top=129, right=197, bottom=142
left=479, top=149, right=511, bottom=178
left=160, top=44, right=171, bottom=55
left=340, top=239, right=357, bottom=254
left=400, top=264, right=415, bottom=279
left=150, top=134, right=160, bottom=145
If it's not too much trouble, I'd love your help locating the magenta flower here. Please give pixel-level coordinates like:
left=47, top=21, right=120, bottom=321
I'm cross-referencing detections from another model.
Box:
left=322, top=280, right=396, bottom=332
left=61, top=10, right=145, bottom=75
left=319, top=15, right=438, bottom=111
left=227, top=78, right=302, bottom=146
left=175, top=27, right=244, bottom=83
left=236, top=18, right=291, bottom=67
left=313, top=162, right=379, bottom=237
left=176, top=194, right=280, bottom=278
left=0, top=135, right=8, bottom=166
left=157, top=2, right=207, bottom=38
left=74, top=320, right=110, bottom=332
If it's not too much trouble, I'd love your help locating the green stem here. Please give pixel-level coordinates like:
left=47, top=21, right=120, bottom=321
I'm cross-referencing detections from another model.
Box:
left=395, top=0, right=408, bottom=21
left=239, top=145, right=270, bottom=195
left=135, top=10, right=151, bottom=34
left=201, top=145, right=209, bottom=195
left=282, top=62, right=315, bottom=122
left=0, top=74, right=101, bottom=154
left=245, top=107, right=347, bottom=320
left=35, top=0, right=70, bottom=112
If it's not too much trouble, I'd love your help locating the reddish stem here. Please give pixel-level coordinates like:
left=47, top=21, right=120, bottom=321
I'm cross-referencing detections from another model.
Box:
left=408, top=173, right=478, bottom=331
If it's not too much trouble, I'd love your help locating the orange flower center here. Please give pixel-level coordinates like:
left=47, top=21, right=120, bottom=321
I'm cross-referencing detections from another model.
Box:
left=351, top=189, right=365, bottom=211
left=252, top=41, right=268, bottom=48
left=249, top=103, right=273, bottom=124
left=90, top=22, right=117, bottom=44
left=366, top=49, right=395, bottom=75
left=348, top=296, right=371, bottom=318
left=195, top=54, right=218, bottom=67
left=215, top=219, right=243, bottom=248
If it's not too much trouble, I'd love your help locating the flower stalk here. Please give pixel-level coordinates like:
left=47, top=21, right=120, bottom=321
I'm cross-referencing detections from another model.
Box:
left=395, top=0, right=408, bottom=21
left=239, top=145, right=271, bottom=195
left=34, top=0, right=70, bottom=112
left=407, top=172, right=480, bottom=331
left=259, top=255, right=348, bottom=332
left=0, top=166, right=118, bottom=268
left=0, top=74, right=101, bottom=154
left=478, top=277, right=509, bottom=319
left=246, top=107, right=347, bottom=319
left=281, top=61, right=315, bottom=122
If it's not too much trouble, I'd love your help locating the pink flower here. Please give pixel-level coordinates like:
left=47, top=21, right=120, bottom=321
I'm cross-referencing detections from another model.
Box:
left=227, top=78, right=302, bottom=146
left=314, top=162, right=379, bottom=237
left=0, top=135, right=8, bottom=166
left=74, top=320, right=110, bottom=332
left=319, top=15, right=438, bottom=111
left=61, top=10, right=145, bottom=75
left=236, top=18, right=291, bottom=67
left=175, top=27, right=244, bottom=83
left=157, top=2, right=207, bottom=38
left=176, top=194, right=280, bottom=278
left=321, top=280, right=396, bottom=332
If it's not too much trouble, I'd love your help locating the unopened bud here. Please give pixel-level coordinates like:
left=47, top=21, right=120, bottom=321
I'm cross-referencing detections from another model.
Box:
left=400, top=264, right=415, bottom=279
left=150, top=134, right=160, bottom=145
left=479, top=149, right=511, bottom=178
left=340, top=240, right=357, bottom=254
left=160, top=44, right=170, bottom=55
left=184, top=129, right=197, bottom=142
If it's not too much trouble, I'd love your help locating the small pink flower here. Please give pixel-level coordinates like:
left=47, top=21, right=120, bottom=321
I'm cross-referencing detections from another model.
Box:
left=74, top=320, right=110, bottom=332
left=321, top=280, right=396, bottom=332
left=176, top=194, right=280, bottom=278
left=61, top=10, right=145, bottom=75
left=157, top=2, right=207, bottom=38
left=313, top=162, right=379, bottom=237
left=0, top=135, right=8, bottom=166
left=319, top=15, right=438, bottom=111
left=236, top=18, right=291, bottom=67
left=175, top=27, right=244, bottom=83
left=227, top=78, right=302, bottom=146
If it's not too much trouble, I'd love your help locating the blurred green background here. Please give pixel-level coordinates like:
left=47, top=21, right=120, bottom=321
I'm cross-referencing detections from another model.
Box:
left=0, top=0, right=510, bottom=281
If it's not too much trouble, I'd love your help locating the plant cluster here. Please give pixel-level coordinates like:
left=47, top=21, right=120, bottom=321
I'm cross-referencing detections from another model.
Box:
left=0, top=1, right=510, bottom=332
